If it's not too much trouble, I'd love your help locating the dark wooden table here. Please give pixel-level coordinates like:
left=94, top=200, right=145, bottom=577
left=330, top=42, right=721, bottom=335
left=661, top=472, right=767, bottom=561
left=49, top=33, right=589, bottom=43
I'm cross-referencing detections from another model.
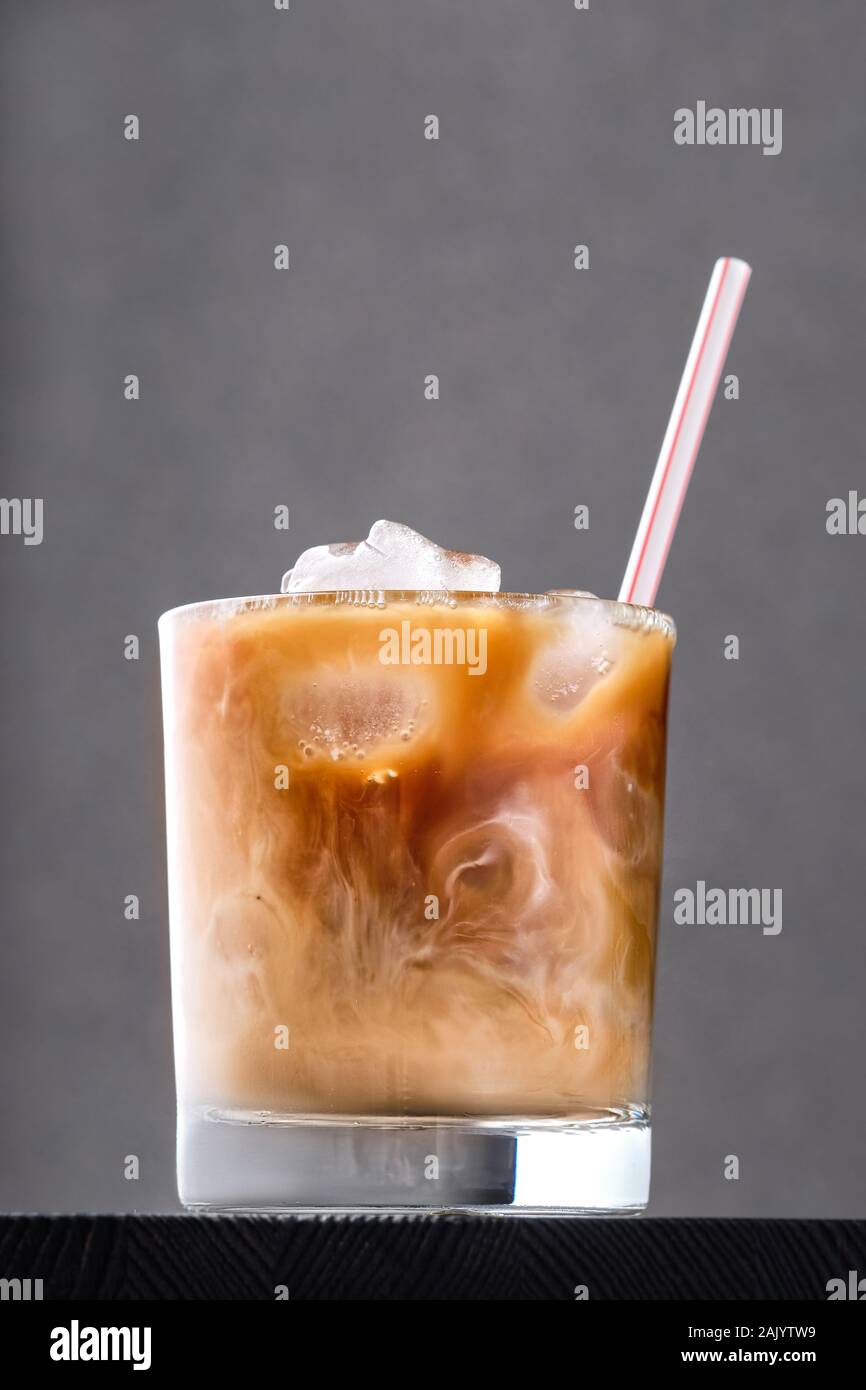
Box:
left=2, top=1216, right=865, bottom=1300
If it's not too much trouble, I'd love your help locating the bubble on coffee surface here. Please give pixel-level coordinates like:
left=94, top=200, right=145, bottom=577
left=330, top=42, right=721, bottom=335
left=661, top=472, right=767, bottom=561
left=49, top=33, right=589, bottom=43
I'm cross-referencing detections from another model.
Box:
left=281, top=519, right=501, bottom=594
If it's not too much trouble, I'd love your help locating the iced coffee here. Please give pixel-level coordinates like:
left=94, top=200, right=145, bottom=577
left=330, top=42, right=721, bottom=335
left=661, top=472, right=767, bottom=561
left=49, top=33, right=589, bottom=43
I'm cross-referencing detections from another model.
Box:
left=159, top=522, right=675, bottom=1211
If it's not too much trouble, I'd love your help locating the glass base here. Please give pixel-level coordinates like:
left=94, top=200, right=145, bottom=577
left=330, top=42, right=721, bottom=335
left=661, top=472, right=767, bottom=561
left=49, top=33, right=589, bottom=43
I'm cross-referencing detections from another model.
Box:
left=179, top=1105, right=650, bottom=1215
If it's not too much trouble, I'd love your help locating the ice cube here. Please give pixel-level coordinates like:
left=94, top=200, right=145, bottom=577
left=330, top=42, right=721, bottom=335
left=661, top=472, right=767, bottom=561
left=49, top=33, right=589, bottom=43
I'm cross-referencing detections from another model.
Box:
left=286, top=671, right=433, bottom=766
left=281, top=519, right=501, bottom=594
left=589, top=740, right=662, bottom=868
left=530, top=601, right=618, bottom=712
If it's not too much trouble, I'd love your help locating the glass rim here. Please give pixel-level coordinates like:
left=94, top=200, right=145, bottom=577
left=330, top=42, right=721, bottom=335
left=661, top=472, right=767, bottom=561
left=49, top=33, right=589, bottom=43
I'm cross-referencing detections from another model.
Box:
left=159, top=590, right=676, bottom=640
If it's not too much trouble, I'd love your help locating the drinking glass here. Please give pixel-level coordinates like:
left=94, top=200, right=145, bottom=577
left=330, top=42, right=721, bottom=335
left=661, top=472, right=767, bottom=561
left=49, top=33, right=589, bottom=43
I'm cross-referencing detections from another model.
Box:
left=159, top=589, right=675, bottom=1213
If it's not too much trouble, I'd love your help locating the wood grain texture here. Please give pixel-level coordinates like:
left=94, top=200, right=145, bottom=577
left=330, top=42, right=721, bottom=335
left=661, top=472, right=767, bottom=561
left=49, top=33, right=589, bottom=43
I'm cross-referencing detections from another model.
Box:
left=1, top=1217, right=864, bottom=1300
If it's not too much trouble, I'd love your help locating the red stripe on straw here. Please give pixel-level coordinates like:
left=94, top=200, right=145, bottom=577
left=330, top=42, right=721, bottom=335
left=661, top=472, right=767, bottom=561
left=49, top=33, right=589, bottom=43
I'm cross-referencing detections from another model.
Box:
left=646, top=265, right=751, bottom=598
left=624, top=258, right=731, bottom=605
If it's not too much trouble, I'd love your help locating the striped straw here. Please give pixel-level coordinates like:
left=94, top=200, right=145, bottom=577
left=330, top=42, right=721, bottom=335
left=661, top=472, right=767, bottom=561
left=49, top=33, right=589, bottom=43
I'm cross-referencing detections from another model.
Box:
left=619, top=257, right=752, bottom=608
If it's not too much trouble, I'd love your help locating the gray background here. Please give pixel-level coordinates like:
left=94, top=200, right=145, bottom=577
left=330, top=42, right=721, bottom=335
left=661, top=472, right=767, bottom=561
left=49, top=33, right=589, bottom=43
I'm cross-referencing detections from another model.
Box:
left=1, top=0, right=864, bottom=1216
